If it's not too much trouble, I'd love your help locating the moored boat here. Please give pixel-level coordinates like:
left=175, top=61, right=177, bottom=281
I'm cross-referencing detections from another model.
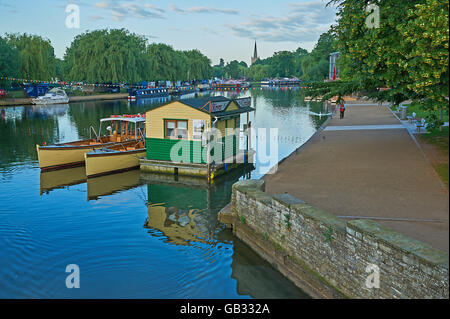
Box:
left=128, top=87, right=169, bottom=101
left=84, top=139, right=146, bottom=178
left=31, top=88, right=69, bottom=105
left=36, top=114, right=146, bottom=171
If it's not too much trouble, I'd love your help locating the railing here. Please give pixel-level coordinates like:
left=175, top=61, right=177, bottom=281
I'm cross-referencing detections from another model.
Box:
left=89, top=126, right=99, bottom=140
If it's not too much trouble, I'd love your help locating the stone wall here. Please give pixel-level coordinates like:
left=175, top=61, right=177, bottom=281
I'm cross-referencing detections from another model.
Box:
left=227, top=180, right=449, bottom=299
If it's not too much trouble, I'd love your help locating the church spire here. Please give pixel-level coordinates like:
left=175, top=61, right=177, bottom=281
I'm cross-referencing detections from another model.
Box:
left=251, top=40, right=259, bottom=65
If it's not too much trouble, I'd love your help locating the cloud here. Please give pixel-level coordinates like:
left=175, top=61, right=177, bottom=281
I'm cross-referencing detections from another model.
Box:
left=226, top=1, right=336, bottom=43
left=169, top=4, right=239, bottom=15
left=89, top=15, right=105, bottom=21
left=144, top=4, right=165, bottom=14
left=94, top=1, right=165, bottom=21
left=169, top=4, right=185, bottom=13
left=95, top=2, right=109, bottom=8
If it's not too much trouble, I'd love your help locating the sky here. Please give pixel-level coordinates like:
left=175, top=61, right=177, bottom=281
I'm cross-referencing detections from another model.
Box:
left=0, top=0, right=338, bottom=66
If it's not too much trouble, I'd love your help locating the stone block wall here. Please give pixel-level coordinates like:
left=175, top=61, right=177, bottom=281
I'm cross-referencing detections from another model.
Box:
left=230, top=180, right=449, bottom=299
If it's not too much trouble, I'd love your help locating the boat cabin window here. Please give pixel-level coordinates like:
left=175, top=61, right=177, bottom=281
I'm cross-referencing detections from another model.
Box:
left=165, top=120, right=188, bottom=139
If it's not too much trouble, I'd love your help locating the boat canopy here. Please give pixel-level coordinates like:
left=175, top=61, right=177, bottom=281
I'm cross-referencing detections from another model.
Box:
left=100, top=114, right=146, bottom=123
left=48, top=88, right=67, bottom=94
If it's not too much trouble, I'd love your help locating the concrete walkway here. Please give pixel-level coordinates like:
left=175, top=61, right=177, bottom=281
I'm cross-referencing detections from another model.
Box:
left=264, top=102, right=449, bottom=252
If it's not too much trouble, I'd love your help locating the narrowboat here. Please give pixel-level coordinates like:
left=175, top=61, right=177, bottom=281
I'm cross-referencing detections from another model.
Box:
left=128, top=87, right=169, bottom=101
left=169, top=85, right=195, bottom=96
left=36, top=114, right=146, bottom=171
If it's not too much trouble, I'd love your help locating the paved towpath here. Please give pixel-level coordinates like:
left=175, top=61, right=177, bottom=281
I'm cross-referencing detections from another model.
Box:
left=264, top=102, right=449, bottom=252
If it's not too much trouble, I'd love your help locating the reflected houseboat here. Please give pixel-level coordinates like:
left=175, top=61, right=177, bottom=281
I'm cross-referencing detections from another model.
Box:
left=36, top=114, right=145, bottom=171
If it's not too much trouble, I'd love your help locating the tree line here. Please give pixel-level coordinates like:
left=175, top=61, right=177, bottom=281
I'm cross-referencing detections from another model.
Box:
left=0, top=28, right=337, bottom=85
left=213, top=31, right=337, bottom=81
left=0, top=29, right=214, bottom=84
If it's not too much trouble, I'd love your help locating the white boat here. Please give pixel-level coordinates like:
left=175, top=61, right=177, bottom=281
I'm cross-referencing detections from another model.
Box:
left=32, top=88, right=69, bottom=105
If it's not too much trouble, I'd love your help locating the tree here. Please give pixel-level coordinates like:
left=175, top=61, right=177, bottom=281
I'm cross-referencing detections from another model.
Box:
left=301, top=31, right=337, bottom=81
left=146, top=43, right=188, bottom=81
left=320, top=0, right=449, bottom=129
left=224, top=60, right=242, bottom=78
left=183, top=49, right=212, bottom=80
left=6, top=33, right=57, bottom=80
left=64, top=29, right=148, bottom=83
left=0, top=36, right=20, bottom=78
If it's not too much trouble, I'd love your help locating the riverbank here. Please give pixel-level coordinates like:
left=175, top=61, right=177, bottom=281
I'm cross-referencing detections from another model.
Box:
left=221, top=179, right=448, bottom=298
left=219, top=99, right=449, bottom=298
left=0, top=93, right=128, bottom=106
left=263, top=102, right=449, bottom=253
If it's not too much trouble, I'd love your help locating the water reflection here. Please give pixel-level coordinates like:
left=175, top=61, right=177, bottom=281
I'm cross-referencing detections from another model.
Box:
left=143, top=165, right=254, bottom=246
left=142, top=168, right=308, bottom=298
left=0, top=89, right=328, bottom=298
left=40, top=166, right=86, bottom=195
left=87, top=169, right=143, bottom=201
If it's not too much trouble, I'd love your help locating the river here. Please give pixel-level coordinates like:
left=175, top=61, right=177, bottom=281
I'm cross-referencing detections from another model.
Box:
left=0, top=89, right=329, bottom=298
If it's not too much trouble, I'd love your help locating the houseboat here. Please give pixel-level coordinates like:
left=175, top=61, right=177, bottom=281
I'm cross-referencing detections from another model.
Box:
left=84, top=115, right=146, bottom=178
left=169, top=85, right=195, bottom=96
left=267, top=77, right=301, bottom=86
left=128, top=87, right=169, bottom=101
left=36, top=114, right=145, bottom=171
left=212, top=80, right=249, bottom=91
left=140, top=95, right=255, bottom=179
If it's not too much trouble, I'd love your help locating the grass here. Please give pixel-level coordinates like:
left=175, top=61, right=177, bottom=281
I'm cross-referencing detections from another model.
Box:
left=420, top=126, right=449, bottom=150
left=406, top=103, right=449, bottom=123
left=434, top=163, right=449, bottom=189
left=418, top=126, right=449, bottom=189
left=4, top=91, right=26, bottom=98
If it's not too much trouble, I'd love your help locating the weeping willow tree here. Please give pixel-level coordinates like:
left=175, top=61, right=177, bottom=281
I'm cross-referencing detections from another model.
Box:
left=146, top=43, right=188, bottom=82
left=182, top=49, right=213, bottom=80
left=0, top=36, right=20, bottom=78
left=5, top=33, right=57, bottom=80
left=64, top=29, right=148, bottom=83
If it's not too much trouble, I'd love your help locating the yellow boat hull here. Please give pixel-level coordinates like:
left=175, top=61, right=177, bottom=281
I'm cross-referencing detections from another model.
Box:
left=36, top=144, right=109, bottom=171
left=85, top=149, right=146, bottom=178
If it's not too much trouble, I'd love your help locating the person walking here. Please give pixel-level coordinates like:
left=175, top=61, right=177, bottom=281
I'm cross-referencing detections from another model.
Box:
left=339, top=102, right=346, bottom=119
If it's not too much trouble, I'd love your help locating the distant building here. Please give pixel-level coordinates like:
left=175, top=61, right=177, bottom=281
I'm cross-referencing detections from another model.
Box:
left=251, top=41, right=259, bottom=65
left=329, top=52, right=339, bottom=80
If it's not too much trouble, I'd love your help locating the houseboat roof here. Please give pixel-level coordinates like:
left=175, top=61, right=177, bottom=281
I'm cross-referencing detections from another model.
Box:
left=146, top=96, right=254, bottom=118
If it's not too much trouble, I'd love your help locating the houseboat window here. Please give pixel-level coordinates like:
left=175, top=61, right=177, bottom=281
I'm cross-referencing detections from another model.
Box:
left=177, top=121, right=188, bottom=139
left=165, top=120, right=187, bottom=139
left=166, top=120, right=176, bottom=138
left=193, top=120, right=206, bottom=140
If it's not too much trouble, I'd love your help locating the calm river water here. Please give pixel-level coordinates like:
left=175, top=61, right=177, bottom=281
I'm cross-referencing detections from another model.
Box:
left=0, top=89, right=328, bottom=298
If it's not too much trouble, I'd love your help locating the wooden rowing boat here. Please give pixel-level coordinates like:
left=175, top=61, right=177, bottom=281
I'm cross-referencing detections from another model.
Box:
left=36, top=114, right=146, bottom=171
left=84, top=139, right=146, bottom=178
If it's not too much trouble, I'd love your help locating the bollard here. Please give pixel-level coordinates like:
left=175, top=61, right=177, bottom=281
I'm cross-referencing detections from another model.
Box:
left=400, top=104, right=408, bottom=120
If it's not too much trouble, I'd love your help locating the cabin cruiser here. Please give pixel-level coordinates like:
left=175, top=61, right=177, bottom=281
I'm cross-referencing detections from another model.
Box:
left=31, top=88, right=69, bottom=105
